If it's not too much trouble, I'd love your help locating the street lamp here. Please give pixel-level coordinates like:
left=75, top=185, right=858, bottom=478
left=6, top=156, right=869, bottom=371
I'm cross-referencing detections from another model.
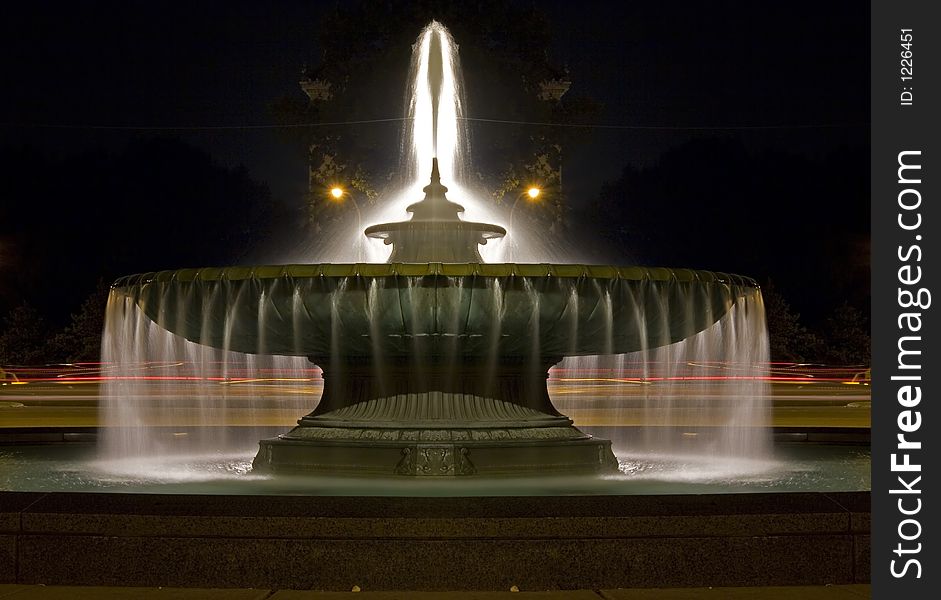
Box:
left=327, top=185, right=362, bottom=228
left=327, top=185, right=364, bottom=260
left=509, top=185, right=542, bottom=232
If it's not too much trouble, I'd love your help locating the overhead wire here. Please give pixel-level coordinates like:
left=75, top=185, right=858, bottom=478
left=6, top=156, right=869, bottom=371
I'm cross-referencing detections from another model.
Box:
left=0, top=116, right=868, bottom=132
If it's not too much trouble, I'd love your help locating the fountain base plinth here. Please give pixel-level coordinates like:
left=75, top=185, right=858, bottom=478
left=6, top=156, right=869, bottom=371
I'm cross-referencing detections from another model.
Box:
left=251, top=356, right=618, bottom=476
left=253, top=426, right=615, bottom=476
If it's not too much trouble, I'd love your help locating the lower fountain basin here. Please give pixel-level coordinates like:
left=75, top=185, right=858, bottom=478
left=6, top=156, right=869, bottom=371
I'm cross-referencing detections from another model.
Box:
left=109, top=263, right=760, bottom=477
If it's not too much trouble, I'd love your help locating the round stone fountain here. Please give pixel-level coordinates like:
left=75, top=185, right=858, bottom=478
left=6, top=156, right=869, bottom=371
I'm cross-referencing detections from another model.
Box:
left=110, top=157, right=758, bottom=476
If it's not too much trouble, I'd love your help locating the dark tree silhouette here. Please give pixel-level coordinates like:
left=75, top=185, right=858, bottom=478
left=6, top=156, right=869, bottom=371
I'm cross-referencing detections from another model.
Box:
left=761, top=282, right=822, bottom=363
left=48, top=280, right=111, bottom=363
left=583, top=137, right=869, bottom=327
left=0, top=139, right=302, bottom=328
left=0, top=303, right=52, bottom=365
left=820, top=302, right=871, bottom=365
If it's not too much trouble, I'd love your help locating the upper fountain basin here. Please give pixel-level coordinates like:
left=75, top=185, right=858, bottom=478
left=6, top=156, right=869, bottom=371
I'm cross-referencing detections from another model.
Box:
left=111, top=263, right=758, bottom=358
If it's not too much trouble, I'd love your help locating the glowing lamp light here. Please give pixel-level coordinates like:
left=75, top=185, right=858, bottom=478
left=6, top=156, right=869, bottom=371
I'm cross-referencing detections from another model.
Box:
left=527, top=186, right=541, bottom=200
left=330, top=186, right=344, bottom=200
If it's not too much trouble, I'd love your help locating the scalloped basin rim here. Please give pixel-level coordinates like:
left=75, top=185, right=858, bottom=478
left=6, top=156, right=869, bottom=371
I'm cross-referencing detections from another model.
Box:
left=364, top=221, right=507, bottom=240
left=111, top=263, right=759, bottom=289
left=111, top=263, right=760, bottom=357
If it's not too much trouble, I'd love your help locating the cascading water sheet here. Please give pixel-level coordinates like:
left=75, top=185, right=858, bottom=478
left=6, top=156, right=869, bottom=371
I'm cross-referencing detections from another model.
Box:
left=99, top=288, right=312, bottom=467
left=556, top=288, right=771, bottom=468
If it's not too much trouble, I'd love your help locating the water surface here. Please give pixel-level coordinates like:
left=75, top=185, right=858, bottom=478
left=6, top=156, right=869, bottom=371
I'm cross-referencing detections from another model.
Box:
left=0, top=442, right=869, bottom=496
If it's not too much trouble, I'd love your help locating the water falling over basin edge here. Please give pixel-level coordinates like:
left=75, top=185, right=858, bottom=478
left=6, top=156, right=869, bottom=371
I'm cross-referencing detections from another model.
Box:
left=106, top=263, right=762, bottom=477
left=111, top=263, right=758, bottom=358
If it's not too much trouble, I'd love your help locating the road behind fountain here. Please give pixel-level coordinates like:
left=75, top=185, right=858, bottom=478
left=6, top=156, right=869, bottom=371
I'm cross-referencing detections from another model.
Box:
left=1, top=363, right=870, bottom=494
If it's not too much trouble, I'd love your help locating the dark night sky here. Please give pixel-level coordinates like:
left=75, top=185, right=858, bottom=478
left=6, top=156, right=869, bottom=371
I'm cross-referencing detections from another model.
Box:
left=1, top=1, right=868, bottom=196
left=0, top=0, right=869, bottom=322
left=1, top=1, right=323, bottom=203
left=546, top=1, right=869, bottom=188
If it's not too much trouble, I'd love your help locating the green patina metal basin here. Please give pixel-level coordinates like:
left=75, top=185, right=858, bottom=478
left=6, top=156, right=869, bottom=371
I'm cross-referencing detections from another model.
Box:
left=111, top=263, right=757, bottom=359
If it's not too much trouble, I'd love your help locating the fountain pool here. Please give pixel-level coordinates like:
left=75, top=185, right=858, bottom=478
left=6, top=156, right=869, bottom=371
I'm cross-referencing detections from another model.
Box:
left=0, top=440, right=870, bottom=495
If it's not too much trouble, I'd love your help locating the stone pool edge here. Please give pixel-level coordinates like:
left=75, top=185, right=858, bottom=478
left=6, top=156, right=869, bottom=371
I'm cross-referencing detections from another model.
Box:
left=0, top=491, right=870, bottom=590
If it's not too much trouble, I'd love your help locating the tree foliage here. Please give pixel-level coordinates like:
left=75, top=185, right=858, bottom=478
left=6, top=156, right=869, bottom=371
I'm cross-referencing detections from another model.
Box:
left=585, top=138, right=870, bottom=325
left=0, top=139, right=300, bottom=324
left=48, top=280, right=111, bottom=363
left=820, top=302, right=870, bottom=365
left=761, top=281, right=823, bottom=363
left=760, top=283, right=871, bottom=365
left=0, top=303, right=51, bottom=365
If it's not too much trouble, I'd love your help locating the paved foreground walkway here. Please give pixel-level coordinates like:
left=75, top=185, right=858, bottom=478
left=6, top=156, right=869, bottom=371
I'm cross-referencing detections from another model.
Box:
left=0, top=585, right=871, bottom=599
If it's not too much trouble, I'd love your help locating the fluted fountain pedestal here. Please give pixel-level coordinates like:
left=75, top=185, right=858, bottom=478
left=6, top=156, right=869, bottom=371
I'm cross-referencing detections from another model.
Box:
left=252, top=356, right=618, bottom=475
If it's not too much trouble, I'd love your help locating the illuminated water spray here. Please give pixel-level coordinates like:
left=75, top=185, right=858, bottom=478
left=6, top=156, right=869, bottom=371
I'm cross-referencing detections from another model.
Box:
left=310, top=21, right=546, bottom=263
left=404, top=21, right=466, bottom=192
left=357, top=21, right=510, bottom=263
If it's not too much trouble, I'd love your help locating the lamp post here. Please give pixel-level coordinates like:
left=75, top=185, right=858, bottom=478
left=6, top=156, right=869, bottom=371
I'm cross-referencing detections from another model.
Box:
left=329, top=186, right=364, bottom=261
left=509, top=186, right=542, bottom=233
left=507, top=186, right=542, bottom=262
